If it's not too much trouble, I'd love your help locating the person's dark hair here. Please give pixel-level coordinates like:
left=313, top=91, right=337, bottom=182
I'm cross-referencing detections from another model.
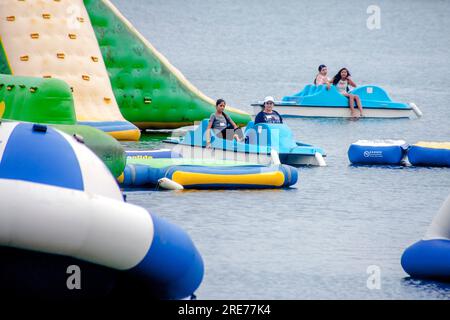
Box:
left=332, top=68, right=351, bottom=86
left=314, top=65, right=327, bottom=84
left=216, top=99, right=226, bottom=107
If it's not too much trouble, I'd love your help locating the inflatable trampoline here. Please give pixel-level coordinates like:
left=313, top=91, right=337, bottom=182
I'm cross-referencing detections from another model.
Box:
left=408, top=142, right=450, bottom=167
left=0, top=121, right=203, bottom=299
left=348, top=140, right=408, bottom=165
left=401, top=193, right=450, bottom=280
left=119, top=157, right=298, bottom=189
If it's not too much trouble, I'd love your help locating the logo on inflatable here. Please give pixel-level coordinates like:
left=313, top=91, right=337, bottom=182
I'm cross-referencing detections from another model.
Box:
left=363, top=150, right=383, bottom=158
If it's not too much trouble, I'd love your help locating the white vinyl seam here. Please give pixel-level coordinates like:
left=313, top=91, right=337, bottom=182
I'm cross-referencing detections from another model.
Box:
left=56, top=129, right=123, bottom=201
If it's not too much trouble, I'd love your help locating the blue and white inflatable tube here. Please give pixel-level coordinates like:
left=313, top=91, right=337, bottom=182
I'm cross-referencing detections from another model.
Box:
left=401, top=193, right=450, bottom=280
left=348, top=140, right=408, bottom=165
left=0, top=122, right=203, bottom=299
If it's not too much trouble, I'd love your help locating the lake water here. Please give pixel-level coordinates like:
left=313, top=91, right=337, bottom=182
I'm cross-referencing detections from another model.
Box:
left=113, top=0, right=450, bottom=299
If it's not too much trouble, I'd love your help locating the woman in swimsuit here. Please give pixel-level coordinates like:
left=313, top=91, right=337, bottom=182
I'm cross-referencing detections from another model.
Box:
left=332, top=68, right=364, bottom=117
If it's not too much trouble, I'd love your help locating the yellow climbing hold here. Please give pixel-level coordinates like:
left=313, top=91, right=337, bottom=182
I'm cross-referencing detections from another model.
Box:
left=0, top=101, right=5, bottom=118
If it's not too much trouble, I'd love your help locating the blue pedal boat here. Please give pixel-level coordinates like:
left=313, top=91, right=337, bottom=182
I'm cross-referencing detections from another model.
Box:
left=252, top=85, right=422, bottom=119
left=163, top=120, right=326, bottom=166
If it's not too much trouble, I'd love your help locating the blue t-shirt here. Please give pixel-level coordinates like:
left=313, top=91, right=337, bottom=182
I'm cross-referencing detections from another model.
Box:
left=254, top=111, right=283, bottom=124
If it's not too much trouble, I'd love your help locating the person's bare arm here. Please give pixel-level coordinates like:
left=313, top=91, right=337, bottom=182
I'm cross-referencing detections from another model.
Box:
left=229, top=118, right=238, bottom=130
left=205, top=120, right=213, bottom=148
left=347, top=77, right=357, bottom=88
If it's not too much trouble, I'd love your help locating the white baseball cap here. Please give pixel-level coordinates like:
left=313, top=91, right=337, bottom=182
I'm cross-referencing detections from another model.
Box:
left=263, top=96, right=275, bottom=103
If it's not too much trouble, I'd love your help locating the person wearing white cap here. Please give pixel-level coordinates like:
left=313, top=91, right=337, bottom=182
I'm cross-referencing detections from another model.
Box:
left=254, top=96, right=283, bottom=124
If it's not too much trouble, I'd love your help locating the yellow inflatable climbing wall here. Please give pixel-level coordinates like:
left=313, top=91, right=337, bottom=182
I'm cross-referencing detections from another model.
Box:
left=0, top=0, right=140, bottom=141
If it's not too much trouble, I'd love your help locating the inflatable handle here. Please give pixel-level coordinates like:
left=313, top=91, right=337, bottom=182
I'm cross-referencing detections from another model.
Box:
left=158, top=177, right=184, bottom=190
left=315, top=152, right=327, bottom=166
left=409, top=103, right=423, bottom=118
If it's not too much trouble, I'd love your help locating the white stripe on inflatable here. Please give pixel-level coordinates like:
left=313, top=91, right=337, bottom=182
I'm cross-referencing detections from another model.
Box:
left=56, top=129, right=123, bottom=201
left=424, top=193, right=450, bottom=240
left=0, top=122, right=19, bottom=161
left=0, top=179, right=153, bottom=270
left=352, top=139, right=407, bottom=147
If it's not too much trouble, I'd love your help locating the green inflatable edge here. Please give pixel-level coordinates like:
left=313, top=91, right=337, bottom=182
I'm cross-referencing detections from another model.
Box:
left=0, top=74, right=126, bottom=177
left=53, top=124, right=126, bottom=178
left=0, top=74, right=76, bottom=125
left=84, top=0, right=251, bottom=129
left=0, top=39, right=11, bottom=75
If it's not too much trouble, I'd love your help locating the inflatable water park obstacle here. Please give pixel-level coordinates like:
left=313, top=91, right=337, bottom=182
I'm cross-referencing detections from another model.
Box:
left=0, top=1, right=140, bottom=140
left=0, top=74, right=127, bottom=177
left=163, top=120, right=327, bottom=167
left=401, top=193, right=450, bottom=280
left=0, top=121, right=204, bottom=299
left=408, top=142, right=450, bottom=167
left=0, top=0, right=250, bottom=141
left=119, top=155, right=298, bottom=189
left=252, top=85, right=422, bottom=119
left=348, top=140, right=450, bottom=167
left=348, top=140, right=408, bottom=165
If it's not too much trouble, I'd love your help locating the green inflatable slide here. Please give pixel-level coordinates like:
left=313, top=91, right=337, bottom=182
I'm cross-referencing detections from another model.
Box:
left=84, top=0, right=251, bottom=129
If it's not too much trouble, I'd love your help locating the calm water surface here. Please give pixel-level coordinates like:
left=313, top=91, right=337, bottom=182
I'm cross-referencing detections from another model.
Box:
left=114, top=0, right=450, bottom=299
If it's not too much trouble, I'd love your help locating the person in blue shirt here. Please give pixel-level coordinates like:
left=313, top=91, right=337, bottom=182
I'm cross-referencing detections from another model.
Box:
left=254, top=96, right=283, bottom=124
